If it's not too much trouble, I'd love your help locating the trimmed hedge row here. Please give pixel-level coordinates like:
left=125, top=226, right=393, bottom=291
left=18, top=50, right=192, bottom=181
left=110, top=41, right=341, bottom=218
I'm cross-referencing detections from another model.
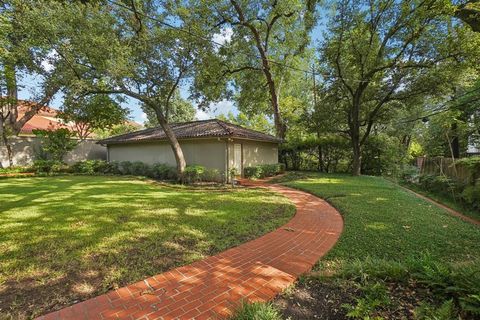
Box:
left=33, top=159, right=224, bottom=183
left=244, top=163, right=286, bottom=179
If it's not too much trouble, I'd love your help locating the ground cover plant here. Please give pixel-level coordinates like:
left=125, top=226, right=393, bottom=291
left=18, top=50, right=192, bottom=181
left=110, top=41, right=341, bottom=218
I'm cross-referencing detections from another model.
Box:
left=0, top=175, right=295, bottom=319
left=235, top=172, right=480, bottom=319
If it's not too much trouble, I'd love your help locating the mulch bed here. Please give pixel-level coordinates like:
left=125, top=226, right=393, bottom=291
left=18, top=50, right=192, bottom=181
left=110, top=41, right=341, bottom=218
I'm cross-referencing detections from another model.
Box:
left=273, top=277, right=434, bottom=320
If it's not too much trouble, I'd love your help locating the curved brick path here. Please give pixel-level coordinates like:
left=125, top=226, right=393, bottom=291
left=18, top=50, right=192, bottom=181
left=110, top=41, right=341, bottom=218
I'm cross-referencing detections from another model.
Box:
left=38, top=181, right=343, bottom=320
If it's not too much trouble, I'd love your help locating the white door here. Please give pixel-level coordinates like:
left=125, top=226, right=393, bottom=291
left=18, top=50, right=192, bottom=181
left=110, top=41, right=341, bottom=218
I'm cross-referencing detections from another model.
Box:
left=233, top=143, right=242, bottom=175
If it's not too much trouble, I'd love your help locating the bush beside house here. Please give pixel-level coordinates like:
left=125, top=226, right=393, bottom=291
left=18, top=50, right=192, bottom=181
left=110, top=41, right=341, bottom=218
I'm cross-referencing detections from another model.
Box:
left=244, top=163, right=286, bottom=179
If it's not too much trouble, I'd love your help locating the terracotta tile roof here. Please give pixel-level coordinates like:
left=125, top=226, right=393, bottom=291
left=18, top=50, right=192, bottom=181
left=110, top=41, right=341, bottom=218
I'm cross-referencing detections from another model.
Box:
left=3, top=99, right=142, bottom=136
left=15, top=101, right=76, bottom=135
left=98, top=119, right=281, bottom=144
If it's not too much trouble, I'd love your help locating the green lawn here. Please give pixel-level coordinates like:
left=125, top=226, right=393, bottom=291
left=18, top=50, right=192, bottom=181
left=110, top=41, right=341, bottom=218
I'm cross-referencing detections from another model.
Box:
left=258, top=172, right=480, bottom=319
left=272, top=172, right=480, bottom=264
left=0, top=176, right=295, bottom=319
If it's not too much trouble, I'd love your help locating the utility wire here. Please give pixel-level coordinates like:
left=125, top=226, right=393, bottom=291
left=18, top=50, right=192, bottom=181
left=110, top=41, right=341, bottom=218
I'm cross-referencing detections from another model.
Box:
left=107, top=0, right=480, bottom=116
left=106, top=0, right=362, bottom=81
left=399, top=87, right=480, bottom=123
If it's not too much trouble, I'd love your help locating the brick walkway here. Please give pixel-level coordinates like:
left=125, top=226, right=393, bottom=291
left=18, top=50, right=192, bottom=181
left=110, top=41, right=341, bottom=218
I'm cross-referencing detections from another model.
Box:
left=38, top=181, right=343, bottom=320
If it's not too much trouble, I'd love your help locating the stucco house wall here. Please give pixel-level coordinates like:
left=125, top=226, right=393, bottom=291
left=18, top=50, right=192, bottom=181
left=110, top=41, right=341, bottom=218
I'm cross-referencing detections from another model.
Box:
left=107, top=138, right=227, bottom=172
left=227, top=139, right=279, bottom=171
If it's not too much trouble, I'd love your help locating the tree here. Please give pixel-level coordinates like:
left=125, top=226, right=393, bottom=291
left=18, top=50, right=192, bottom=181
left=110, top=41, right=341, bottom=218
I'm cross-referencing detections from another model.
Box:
left=93, top=123, right=139, bottom=140
left=198, top=0, right=318, bottom=139
left=319, top=0, right=472, bottom=175
left=33, top=128, right=77, bottom=162
left=142, top=94, right=196, bottom=128
left=454, top=0, right=480, bottom=32
left=45, top=1, right=223, bottom=175
left=218, top=111, right=274, bottom=134
left=0, top=1, right=67, bottom=167
left=59, top=94, right=129, bottom=140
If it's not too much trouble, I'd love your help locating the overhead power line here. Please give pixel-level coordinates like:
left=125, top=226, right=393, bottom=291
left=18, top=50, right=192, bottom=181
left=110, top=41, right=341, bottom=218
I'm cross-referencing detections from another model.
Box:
left=105, top=0, right=355, bottom=80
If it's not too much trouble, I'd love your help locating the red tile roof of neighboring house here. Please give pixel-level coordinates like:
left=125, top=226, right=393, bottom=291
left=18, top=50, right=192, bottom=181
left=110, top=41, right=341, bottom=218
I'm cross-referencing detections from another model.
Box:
left=15, top=101, right=76, bottom=135
left=4, top=100, right=141, bottom=137
left=98, top=119, right=282, bottom=144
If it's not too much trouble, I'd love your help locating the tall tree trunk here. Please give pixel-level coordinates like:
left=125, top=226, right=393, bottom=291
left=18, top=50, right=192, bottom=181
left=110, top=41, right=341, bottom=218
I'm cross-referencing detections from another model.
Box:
left=230, top=0, right=286, bottom=139
left=352, top=140, right=362, bottom=176
left=350, top=98, right=362, bottom=176
left=451, top=122, right=460, bottom=158
left=153, top=107, right=186, bottom=176
left=2, top=61, right=18, bottom=167
left=1, top=129, right=14, bottom=167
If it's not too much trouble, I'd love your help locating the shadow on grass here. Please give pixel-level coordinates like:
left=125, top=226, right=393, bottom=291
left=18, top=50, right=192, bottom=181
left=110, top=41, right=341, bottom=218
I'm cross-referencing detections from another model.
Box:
left=0, top=176, right=295, bottom=318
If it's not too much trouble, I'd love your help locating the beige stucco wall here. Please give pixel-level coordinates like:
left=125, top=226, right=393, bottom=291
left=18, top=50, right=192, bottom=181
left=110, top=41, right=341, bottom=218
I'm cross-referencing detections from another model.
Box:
left=226, top=139, right=279, bottom=175
left=107, top=139, right=227, bottom=172
left=0, top=136, right=106, bottom=167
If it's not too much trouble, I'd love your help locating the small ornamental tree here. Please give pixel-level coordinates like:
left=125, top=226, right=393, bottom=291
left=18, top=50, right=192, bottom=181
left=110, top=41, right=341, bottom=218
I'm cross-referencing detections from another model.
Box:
left=33, top=128, right=77, bottom=162
left=59, top=95, right=129, bottom=140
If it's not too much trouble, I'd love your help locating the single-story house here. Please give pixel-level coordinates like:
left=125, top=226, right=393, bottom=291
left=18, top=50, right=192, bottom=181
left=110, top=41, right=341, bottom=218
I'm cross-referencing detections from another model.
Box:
left=98, top=119, right=281, bottom=177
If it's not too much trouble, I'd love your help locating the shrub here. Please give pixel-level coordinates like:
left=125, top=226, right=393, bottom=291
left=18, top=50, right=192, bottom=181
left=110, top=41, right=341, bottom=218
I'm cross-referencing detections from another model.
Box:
left=130, top=161, right=151, bottom=176
left=399, top=165, right=420, bottom=183
left=259, top=164, right=278, bottom=177
left=119, top=161, right=133, bottom=175
left=244, top=163, right=284, bottom=179
left=151, top=163, right=177, bottom=180
left=244, top=166, right=263, bottom=179
left=0, top=166, right=33, bottom=174
left=70, top=160, right=112, bottom=174
left=182, top=165, right=205, bottom=183
left=461, top=185, right=480, bottom=210
left=33, top=128, right=78, bottom=161
left=33, top=160, right=64, bottom=174
left=202, top=168, right=223, bottom=183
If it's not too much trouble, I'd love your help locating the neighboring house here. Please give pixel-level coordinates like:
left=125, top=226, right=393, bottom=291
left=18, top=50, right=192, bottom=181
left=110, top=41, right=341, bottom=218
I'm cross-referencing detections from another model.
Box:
left=17, top=102, right=78, bottom=136
left=467, top=135, right=480, bottom=155
left=98, top=119, right=281, bottom=177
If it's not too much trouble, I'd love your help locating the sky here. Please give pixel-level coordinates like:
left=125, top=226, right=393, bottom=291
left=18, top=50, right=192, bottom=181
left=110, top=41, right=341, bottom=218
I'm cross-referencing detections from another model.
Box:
left=17, top=15, right=326, bottom=126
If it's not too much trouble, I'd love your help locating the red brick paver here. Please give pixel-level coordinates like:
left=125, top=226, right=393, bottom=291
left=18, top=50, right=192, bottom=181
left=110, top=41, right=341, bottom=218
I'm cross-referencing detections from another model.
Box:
left=37, top=180, right=343, bottom=320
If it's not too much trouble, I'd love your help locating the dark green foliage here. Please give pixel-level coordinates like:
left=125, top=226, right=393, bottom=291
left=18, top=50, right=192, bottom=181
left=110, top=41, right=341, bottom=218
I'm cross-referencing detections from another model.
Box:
left=409, top=173, right=480, bottom=214
left=201, top=168, right=223, bottom=183
left=33, top=129, right=78, bottom=162
left=418, top=175, right=465, bottom=198
left=119, top=161, right=133, bottom=175
left=280, top=136, right=350, bottom=172
left=33, top=160, right=64, bottom=174
left=130, top=161, right=152, bottom=176
left=461, top=185, right=480, bottom=210
left=151, top=163, right=177, bottom=180
left=361, top=134, right=405, bottom=177
left=68, top=161, right=222, bottom=183
left=342, top=282, right=390, bottom=319
left=182, top=165, right=206, bottom=183
left=244, top=164, right=284, bottom=179
left=455, top=156, right=480, bottom=185
left=70, top=160, right=116, bottom=174
left=0, top=166, right=32, bottom=174
left=244, top=166, right=264, bottom=179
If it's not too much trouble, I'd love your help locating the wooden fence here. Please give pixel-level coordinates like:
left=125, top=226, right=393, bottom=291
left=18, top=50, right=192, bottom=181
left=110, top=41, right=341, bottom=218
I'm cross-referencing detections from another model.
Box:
left=417, top=157, right=475, bottom=183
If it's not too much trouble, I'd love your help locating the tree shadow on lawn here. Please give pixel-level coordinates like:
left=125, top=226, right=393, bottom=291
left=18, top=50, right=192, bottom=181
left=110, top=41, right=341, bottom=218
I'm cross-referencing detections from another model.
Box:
left=0, top=176, right=294, bottom=319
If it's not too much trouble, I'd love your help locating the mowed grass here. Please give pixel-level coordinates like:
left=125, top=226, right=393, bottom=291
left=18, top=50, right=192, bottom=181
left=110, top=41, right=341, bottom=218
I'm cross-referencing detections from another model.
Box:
left=273, top=172, right=480, bottom=265
left=0, top=176, right=295, bottom=319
